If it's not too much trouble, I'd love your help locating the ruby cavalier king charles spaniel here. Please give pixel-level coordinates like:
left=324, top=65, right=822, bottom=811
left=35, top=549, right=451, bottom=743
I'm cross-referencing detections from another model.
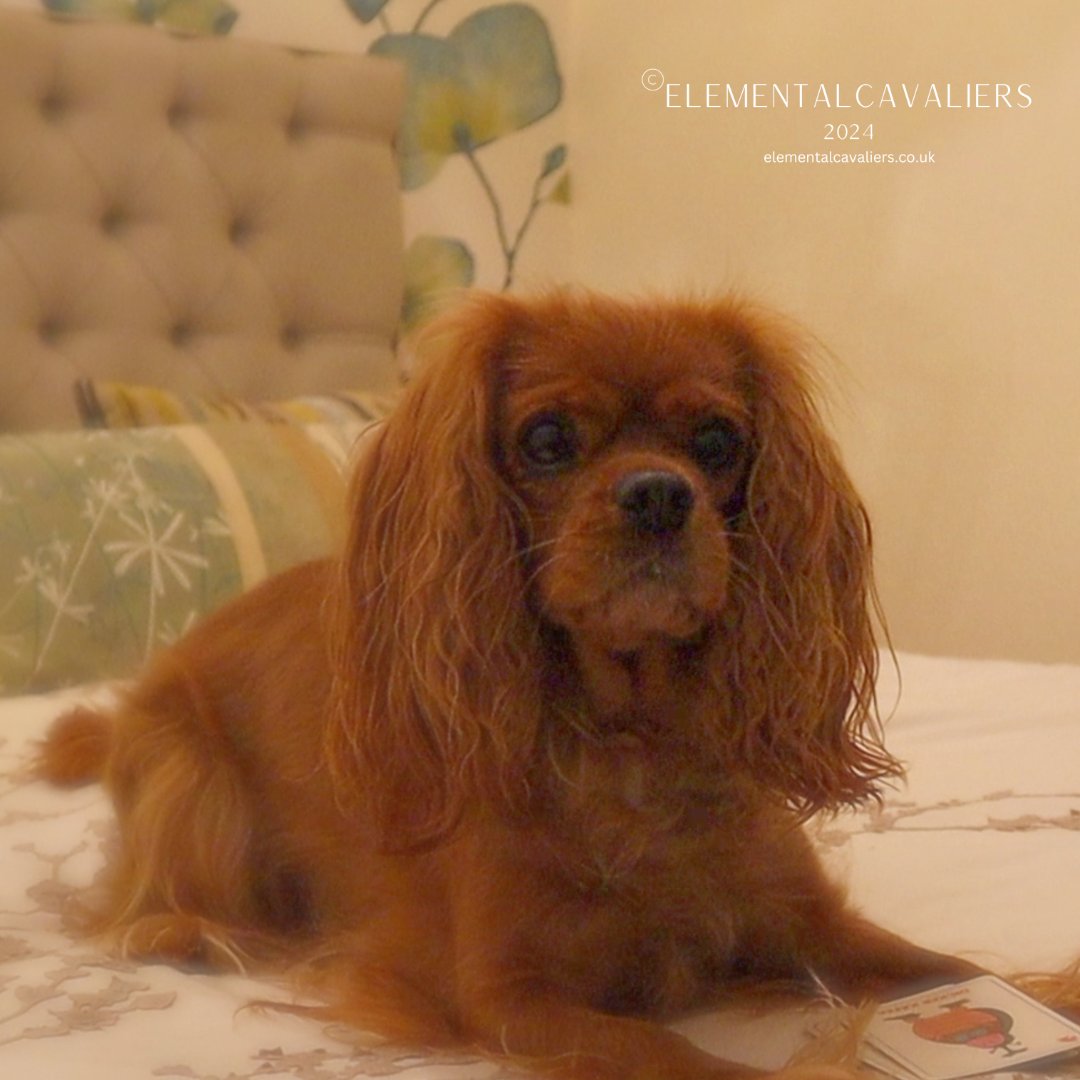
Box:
left=40, top=292, right=978, bottom=1080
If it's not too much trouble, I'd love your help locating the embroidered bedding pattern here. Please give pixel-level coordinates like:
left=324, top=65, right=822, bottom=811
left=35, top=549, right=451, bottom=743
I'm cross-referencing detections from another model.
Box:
left=0, top=693, right=522, bottom=1077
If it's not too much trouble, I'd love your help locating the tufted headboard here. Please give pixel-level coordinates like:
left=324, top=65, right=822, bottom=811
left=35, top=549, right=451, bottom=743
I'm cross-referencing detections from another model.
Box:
left=0, top=9, right=406, bottom=431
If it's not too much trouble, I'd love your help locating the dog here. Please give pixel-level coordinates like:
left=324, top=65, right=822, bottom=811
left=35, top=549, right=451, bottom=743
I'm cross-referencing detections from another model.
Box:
left=38, top=291, right=980, bottom=1080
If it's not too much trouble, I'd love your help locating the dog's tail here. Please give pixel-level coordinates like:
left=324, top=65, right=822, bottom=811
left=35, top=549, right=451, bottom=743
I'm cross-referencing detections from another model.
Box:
left=35, top=705, right=113, bottom=787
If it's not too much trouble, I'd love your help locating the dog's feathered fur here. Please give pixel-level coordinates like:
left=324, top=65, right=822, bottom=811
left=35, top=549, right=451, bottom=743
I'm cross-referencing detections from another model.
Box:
left=39, top=292, right=978, bottom=1080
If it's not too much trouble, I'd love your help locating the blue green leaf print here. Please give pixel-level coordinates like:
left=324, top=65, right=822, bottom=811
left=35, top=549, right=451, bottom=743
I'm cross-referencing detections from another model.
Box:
left=371, top=3, right=562, bottom=190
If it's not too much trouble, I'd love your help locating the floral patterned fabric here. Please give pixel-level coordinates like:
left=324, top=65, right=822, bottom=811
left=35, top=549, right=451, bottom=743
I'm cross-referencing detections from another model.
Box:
left=0, top=420, right=371, bottom=695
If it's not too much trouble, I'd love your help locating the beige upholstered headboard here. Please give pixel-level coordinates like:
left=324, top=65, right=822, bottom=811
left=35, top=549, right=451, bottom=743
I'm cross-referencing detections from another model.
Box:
left=0, top=9, right=406, bottom=431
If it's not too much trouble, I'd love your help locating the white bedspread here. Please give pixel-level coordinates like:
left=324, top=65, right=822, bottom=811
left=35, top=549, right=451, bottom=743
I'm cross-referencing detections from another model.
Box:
left=3, top=653, right=1079, bottom=1078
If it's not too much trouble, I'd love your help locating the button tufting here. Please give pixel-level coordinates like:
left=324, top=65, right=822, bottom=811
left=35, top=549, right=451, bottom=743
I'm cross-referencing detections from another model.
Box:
left=228, top=216, right=252, bottom=245
left=166, top=100, right=190, bottom=128
left=170, top=322, right=194, bottom=348
left=39, top=316, right=64, bottom=344
left=280, top=324, right=304, bottom=350
left=39, top=88, right=67, bottom=121
left=101, top=205, right=128, bottom=235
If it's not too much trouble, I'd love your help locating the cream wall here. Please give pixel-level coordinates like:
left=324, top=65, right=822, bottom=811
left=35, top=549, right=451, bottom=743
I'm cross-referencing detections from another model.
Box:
left=566, top=0, right=1080, bottom=664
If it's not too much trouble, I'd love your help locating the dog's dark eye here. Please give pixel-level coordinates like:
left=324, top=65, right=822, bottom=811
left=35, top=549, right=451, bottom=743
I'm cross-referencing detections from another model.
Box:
left=690, top=418, right=745, bottom=474
left=518, top=412, right=579, bottom=472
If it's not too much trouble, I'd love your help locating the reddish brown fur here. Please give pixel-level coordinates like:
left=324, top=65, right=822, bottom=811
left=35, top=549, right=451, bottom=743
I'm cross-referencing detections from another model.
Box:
left=39, top=292, right=979, bottom=1080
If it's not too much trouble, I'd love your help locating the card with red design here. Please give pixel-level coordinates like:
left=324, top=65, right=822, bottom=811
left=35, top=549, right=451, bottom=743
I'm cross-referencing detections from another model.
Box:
left=861, top=976, right=1080, bottom=1080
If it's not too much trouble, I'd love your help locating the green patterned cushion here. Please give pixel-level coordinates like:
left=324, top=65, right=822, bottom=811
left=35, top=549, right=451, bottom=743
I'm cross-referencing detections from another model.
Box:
left=0, top=420, right=369, bottom=695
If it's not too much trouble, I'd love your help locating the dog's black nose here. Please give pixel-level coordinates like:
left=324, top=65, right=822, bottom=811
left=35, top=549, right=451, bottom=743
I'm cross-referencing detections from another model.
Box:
left=615, top=471, right=695, bottom=535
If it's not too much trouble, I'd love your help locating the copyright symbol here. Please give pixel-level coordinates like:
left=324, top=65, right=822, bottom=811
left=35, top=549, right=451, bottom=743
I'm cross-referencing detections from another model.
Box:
left=641, top=68, right=664, bottom=91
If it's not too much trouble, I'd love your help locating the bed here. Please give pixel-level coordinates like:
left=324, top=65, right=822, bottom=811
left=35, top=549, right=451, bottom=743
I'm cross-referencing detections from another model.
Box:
left=2, top=9, right=1080, bottom=1080
left=4, top=656, right=1080, bottom=1079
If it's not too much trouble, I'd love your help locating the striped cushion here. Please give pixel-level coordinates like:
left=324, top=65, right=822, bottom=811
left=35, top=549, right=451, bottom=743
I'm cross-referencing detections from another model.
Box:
left=74, top=379, right=399, bottom=430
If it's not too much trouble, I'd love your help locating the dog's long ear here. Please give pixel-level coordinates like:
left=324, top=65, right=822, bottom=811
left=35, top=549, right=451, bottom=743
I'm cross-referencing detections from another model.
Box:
left=721, top=307, right=901, bottom=814
left=325, top=295, right=543, bottom=851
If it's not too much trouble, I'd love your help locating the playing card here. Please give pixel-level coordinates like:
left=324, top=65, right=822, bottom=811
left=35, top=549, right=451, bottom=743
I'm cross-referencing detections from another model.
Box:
left=862, top=976, right=1080, bottom=1080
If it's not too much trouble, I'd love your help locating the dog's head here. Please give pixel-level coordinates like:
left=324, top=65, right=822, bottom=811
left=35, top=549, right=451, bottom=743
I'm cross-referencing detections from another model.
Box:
left=497, top=302, right=749, bottom=654
left=327, top=292, right=900, bottom=848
